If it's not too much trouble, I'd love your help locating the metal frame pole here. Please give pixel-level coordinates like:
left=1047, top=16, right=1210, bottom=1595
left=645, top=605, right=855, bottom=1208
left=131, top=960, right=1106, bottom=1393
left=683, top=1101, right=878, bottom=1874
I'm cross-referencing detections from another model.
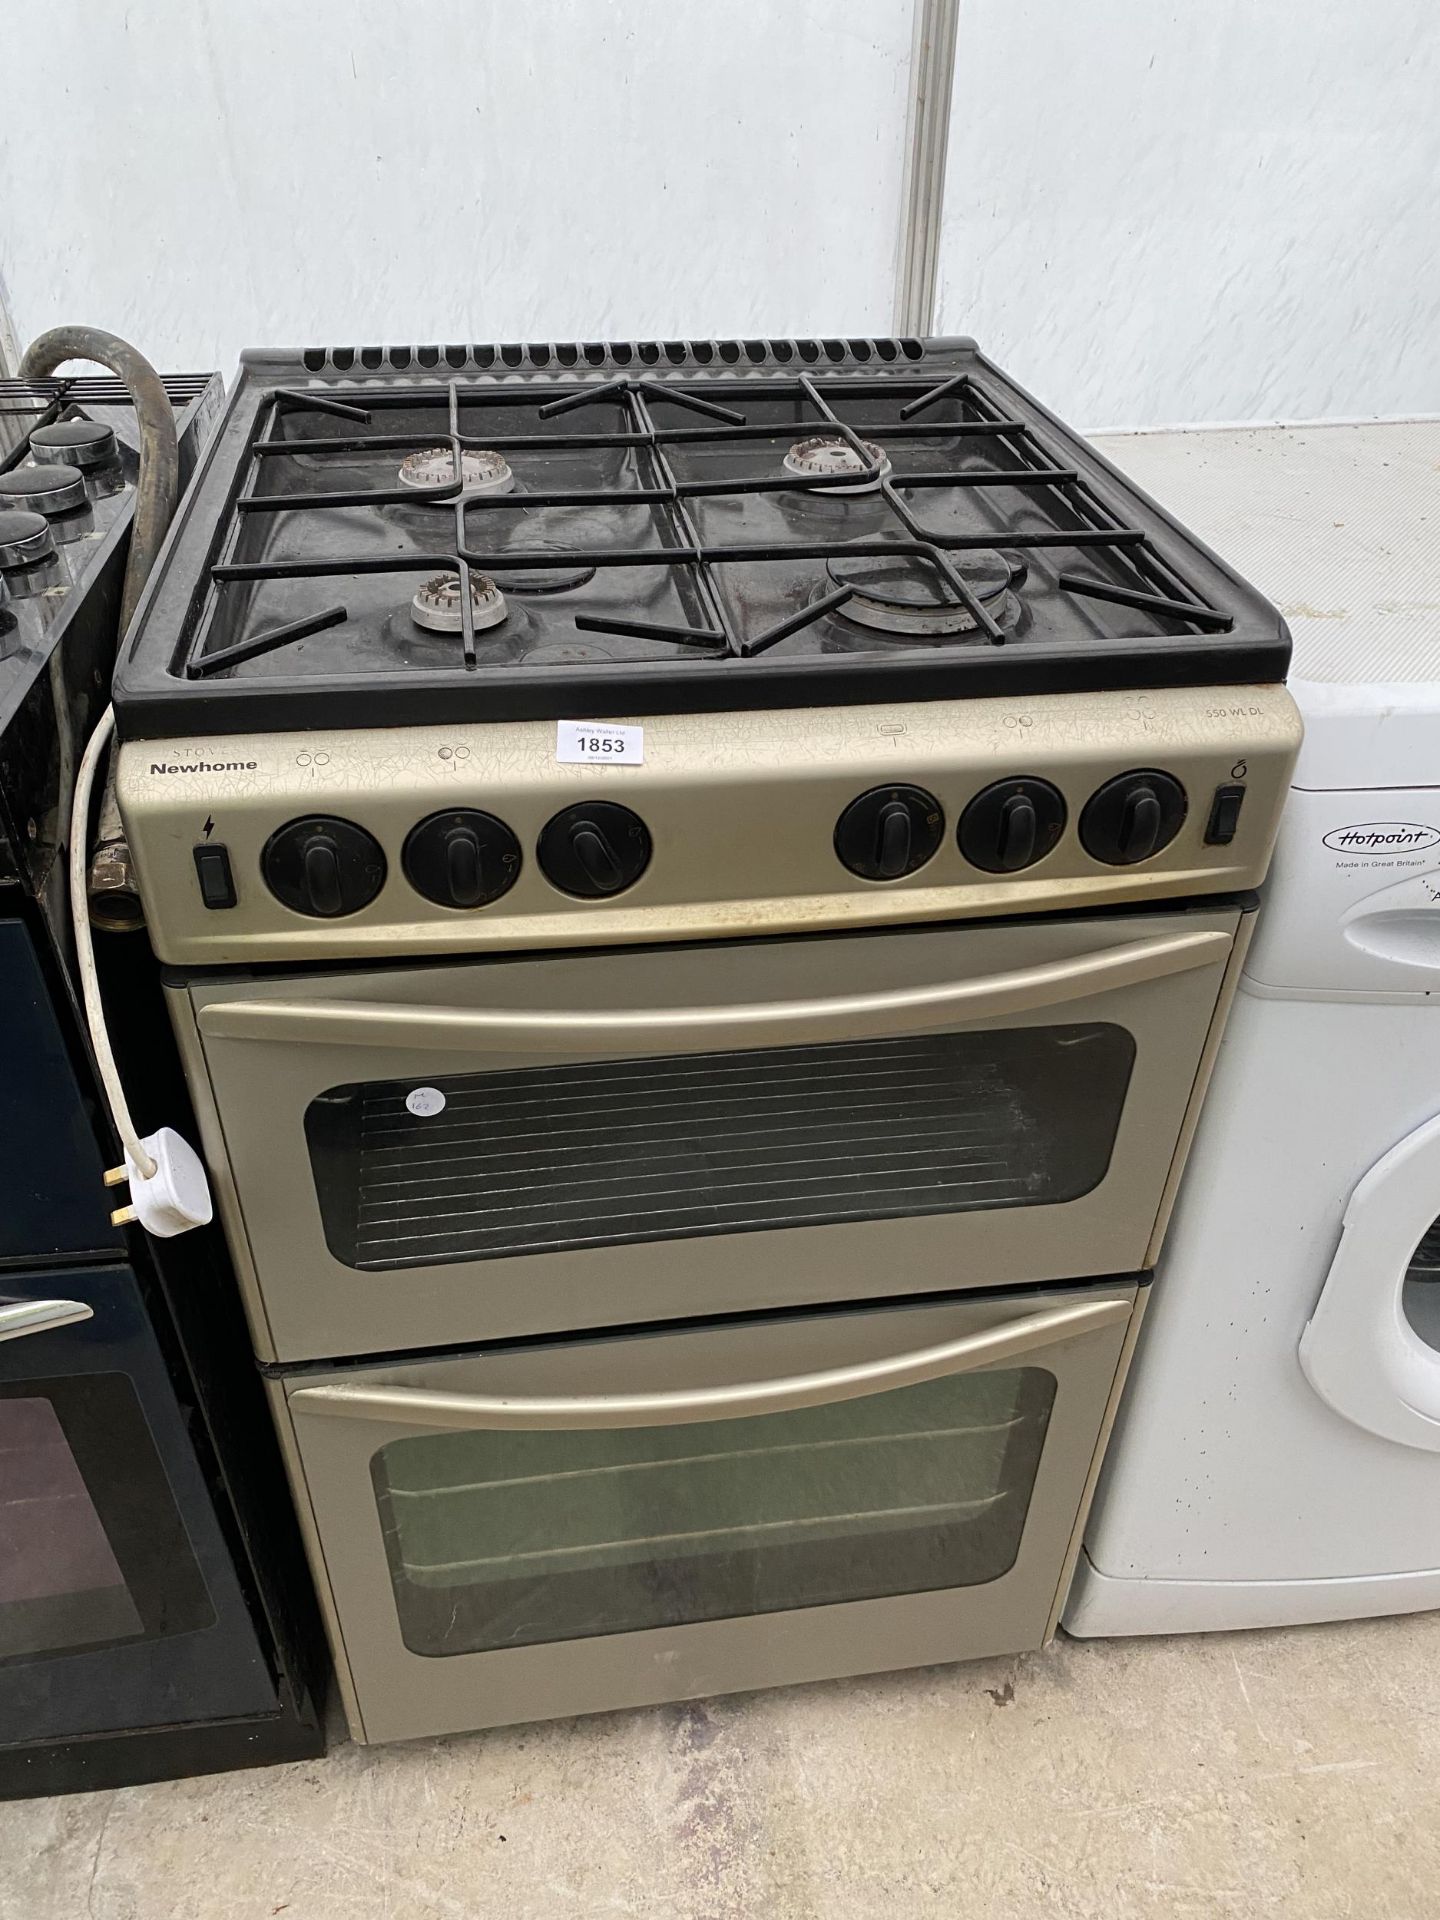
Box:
left=894, top=0, right=962, bottom=338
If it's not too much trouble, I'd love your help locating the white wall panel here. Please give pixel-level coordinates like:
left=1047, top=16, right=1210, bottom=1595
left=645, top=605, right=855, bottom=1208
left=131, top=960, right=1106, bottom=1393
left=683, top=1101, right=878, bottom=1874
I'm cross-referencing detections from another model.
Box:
left=0, top=0, right=912, bottom=377
left=934, top=0, right=1440, bottom=428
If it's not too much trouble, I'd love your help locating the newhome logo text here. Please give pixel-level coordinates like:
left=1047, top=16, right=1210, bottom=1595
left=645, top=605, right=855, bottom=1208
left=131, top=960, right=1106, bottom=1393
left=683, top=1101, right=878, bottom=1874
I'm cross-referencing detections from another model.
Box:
left=150, top=760, right=258, bottom=774
left=1322, top=822, right=1440, bottom=854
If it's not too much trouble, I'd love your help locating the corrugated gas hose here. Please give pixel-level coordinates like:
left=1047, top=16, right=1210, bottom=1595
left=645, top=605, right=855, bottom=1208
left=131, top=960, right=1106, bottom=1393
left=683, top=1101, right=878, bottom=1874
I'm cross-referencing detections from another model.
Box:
left=20, top=327, right=181, bottom=930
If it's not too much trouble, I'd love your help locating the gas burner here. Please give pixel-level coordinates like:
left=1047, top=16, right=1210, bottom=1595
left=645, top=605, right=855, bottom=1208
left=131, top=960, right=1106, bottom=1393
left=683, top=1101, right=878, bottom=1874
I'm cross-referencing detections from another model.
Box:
left=490, top=566, right=597, bottom=595
left=0, top=464, right=87, bottom=518
left=0, top=509, right=58, bottom=574
left=783, top=436, right=892, bottom=493
left=410, top=571, right=508, bottom=634
left=522, top=641, right=634, bottom=666
left=30, top=419, right=119, bottom=471
left=397, top=447, right=514, bottom=497
left=0, top=508, right=64, bottom=604
left=29, top=419, right=125, bottom=500
left=825, top=550, right=1024, bottom=637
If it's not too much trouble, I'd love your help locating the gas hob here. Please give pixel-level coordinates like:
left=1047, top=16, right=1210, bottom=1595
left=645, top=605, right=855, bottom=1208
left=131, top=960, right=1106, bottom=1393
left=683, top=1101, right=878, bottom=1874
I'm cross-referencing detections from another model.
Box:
left=110, top=337, right=1289, bottom=739
left=0, top=371, right=220, bottom=898
left=2, top=370, right=217, bottom=736
left=112, top=338, right=1300, bottom=967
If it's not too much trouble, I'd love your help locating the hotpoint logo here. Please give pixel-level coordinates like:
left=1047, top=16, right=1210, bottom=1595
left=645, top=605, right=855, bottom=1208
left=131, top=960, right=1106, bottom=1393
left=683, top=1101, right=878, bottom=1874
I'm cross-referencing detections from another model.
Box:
left=149, top=759, right=258, bottom=775
left=1322, top=822, right=1440, bottom=854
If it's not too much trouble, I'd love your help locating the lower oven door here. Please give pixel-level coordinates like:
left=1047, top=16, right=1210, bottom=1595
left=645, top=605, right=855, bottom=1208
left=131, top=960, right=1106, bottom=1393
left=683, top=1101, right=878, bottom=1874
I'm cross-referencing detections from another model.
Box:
left=181, top=906, right=1242, bottom=1363
left=279, top=1280, right=1136, bottom=1744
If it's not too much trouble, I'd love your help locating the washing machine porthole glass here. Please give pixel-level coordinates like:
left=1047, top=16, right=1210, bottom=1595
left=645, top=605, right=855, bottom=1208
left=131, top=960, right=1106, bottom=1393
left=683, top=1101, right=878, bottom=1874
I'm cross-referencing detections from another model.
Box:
left=1401, top=1214, right=1440, bottom=1354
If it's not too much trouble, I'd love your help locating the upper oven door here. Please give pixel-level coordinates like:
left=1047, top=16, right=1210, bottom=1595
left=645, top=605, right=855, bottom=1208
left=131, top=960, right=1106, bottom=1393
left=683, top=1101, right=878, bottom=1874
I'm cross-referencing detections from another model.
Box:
left=179, top=905, right=1242, bottom=1363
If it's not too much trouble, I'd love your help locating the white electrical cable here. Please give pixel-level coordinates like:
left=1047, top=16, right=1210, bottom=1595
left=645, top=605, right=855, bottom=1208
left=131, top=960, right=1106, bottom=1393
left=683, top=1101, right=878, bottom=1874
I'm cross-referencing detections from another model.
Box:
left=69, top=704, right=158, bottom=1180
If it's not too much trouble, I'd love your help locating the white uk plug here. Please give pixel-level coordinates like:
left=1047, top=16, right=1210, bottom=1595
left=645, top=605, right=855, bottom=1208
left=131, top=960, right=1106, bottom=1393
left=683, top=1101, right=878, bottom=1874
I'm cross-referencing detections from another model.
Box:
left=104, top=1127, right=214, bottom=1238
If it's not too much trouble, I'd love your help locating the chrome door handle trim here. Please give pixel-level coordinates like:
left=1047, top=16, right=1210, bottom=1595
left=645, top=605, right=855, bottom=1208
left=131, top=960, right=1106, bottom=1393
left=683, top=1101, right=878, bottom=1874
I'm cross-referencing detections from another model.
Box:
left=289, top=1297, right=1131, bottom=1431
left=199, top=930, right=1231, bottom=1053
left=0, top=1298, right=94, bottom=1343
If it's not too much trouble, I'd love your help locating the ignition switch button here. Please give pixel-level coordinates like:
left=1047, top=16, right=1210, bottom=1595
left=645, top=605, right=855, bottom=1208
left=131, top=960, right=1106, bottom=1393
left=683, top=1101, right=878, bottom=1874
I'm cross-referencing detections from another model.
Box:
left=1205, top=784, right=1246, bottom=845
left=193, top=843, right=237, bottom=909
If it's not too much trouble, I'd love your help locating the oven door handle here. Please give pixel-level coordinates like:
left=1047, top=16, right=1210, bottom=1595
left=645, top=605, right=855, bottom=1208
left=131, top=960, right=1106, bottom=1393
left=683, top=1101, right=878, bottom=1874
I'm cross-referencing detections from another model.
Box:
left=0, top=1298, right=94, bottom=1343
left=288, top=1296, right=1131, bottom=1431
left=197, top=928, right=1230, bottom=1053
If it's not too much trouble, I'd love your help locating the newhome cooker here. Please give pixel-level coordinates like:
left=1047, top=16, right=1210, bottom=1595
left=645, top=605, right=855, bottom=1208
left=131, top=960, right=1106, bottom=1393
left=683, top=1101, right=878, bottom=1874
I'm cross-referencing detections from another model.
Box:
left=111, top=336, right=1300, bottom=1744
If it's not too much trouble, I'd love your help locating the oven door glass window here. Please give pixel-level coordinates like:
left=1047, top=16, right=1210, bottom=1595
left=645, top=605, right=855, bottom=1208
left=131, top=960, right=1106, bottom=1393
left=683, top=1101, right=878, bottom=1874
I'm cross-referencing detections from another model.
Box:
left=309, top=1025, right=1134, bottom=1271
left=0, top=1375, right=214, bottom=1664
left=372, top=1365, right=1055, bottom=1657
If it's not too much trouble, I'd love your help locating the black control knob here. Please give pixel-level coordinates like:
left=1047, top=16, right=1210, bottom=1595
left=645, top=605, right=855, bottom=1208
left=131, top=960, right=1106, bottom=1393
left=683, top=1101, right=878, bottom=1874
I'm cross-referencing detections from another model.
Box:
left=834, top=786, right=944, bottom=881
left=262, top=816, right=386, bottom=918
left=1080, top=770, right=1188, bottom=866
left=403, top=809, right=521, bottom=909
left=304, top=839, right=343, bottom=915
left=958, top=777, right=1067, bottom=874
left=538, top=802, right=652, bottom=898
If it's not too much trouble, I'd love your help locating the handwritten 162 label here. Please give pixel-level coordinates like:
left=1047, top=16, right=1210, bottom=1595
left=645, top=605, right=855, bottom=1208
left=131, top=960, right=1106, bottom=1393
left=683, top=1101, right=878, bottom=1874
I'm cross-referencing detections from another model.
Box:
left=556, top=720, right=644, bottom=766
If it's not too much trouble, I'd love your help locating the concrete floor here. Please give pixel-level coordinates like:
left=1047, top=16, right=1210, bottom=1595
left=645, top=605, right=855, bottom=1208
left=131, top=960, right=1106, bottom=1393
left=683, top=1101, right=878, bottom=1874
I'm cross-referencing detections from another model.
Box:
left=4, top=1614, right=1439, bottom=1920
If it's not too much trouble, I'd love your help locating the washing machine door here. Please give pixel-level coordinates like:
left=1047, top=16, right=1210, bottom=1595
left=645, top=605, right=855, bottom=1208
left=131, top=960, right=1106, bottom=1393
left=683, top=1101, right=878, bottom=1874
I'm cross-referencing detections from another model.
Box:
left=1300, top=1113, right=1440, bottom=1449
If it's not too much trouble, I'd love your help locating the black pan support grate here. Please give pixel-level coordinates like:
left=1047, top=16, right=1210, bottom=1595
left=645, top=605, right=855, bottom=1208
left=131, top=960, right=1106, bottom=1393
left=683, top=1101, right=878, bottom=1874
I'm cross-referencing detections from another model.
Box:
left=191, top=369, right=1234, bottom=680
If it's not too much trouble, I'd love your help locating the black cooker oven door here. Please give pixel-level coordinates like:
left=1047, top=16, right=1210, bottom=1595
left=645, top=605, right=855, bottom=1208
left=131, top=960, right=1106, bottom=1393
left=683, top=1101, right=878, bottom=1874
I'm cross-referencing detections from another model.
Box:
left=0, top=1266, right=278, bottom=1747
left=0, top=918, right=118, bottom=1262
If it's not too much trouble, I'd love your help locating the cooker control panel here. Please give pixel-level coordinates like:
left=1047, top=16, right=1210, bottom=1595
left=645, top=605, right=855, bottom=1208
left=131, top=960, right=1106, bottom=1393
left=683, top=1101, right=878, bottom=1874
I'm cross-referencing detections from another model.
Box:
left=116, top=683, right=1302, bottom=964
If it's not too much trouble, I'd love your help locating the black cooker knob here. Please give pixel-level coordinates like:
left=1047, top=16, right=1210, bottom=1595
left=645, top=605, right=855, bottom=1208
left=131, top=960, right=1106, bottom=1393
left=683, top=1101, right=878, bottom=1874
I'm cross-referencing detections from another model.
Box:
left=403, top=809, right=521, bottom=909
left=834, top=786, right=944, bottom=881
left=1080, top=770, right=1188, bottom=865
left=958, top=777, right=1067, bottom=874
left=262, top=816, right=386, bottom=917
left=538, top=802, right=652, bottom=897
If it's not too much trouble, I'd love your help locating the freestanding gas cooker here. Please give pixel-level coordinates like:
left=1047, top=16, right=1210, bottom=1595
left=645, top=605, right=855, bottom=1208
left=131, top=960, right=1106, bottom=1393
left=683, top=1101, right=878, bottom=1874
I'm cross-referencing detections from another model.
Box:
left=112, top=337, right=1301, bottom=1743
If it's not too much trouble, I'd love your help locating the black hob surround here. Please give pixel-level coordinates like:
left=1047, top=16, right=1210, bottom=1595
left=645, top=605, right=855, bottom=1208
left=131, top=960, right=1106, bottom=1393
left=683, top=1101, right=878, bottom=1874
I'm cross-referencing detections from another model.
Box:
left=111, top=338, right=1290, bottom=740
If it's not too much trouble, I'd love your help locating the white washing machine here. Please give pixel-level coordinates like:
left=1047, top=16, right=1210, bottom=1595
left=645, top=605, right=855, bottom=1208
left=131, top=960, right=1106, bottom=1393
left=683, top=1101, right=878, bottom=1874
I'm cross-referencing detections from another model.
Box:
left=1067, top=419, right=1440, bottom=1635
